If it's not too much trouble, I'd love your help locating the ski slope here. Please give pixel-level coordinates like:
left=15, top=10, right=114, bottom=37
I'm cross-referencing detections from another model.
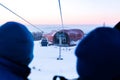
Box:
left=28, top=41, right=79, bottom=80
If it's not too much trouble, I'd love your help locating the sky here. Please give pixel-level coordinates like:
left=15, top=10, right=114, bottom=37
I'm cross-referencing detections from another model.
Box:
left=0, top=0, right=120, bottom=25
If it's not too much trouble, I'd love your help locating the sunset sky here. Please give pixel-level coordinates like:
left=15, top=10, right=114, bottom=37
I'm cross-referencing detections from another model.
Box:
left=0, top=0, right=120, bottom=25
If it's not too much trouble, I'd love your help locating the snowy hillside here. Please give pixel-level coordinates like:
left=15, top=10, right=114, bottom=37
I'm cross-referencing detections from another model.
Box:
left=28, top=41, right=79, bottom=80
left=27, top=24, right=113, bottom=80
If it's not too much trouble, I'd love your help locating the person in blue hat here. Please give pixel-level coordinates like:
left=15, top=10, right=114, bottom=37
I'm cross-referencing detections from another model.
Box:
left=0, top=21, right=34, bottom=80
left=75, top=27, right=120, bottom=80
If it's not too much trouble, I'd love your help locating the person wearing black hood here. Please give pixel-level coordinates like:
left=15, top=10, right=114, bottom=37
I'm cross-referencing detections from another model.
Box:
left=75, top=27, right=120, bottom=80
left=53, top=22, right=120, bottom=80
left=0, top=21, right=34, bottom=80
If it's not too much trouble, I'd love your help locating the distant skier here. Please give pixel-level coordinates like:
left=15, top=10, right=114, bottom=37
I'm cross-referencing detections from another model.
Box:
left=0, top=21, right=34, bottom=80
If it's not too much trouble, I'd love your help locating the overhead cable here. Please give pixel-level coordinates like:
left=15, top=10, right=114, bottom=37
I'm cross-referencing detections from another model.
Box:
left=58, top=0, right=64, bottom=29
left=0, top=3, right=43, bottom=32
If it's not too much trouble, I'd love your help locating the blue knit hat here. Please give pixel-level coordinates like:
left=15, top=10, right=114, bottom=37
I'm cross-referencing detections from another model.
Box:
left=0, top=21, right=34, bottom=66
left=75, top=27, right=120, bottom=80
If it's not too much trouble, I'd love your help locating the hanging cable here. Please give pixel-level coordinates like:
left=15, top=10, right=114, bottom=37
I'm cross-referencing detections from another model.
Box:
left=58, top=0, right=64, bottom=30
left=57, top=0, right=65, bottom=60
left=0, top=3, right=43, bottom=33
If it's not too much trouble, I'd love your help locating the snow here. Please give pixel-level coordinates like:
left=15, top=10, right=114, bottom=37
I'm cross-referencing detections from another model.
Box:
left=28, top=41, right=79, bottom=80
left=27, top=24, right=113, bottom=80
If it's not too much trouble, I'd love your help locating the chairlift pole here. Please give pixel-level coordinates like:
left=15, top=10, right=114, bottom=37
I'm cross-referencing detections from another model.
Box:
left=57, top=35, right=63, bottom=60
left=57, top=0, right=64, bottom=60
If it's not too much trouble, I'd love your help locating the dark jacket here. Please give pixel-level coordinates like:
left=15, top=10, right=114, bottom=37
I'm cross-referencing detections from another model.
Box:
left=0, top=58, right=30, bottom=80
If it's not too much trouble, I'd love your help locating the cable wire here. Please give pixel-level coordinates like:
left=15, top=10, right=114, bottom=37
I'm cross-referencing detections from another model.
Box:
left=58, top=0, right=64, bottom=30
left=0, top=3, right=43, bottom=33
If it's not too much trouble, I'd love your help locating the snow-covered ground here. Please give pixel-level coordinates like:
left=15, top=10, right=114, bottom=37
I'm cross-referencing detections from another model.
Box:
left=28, top=41, right=79, bottom=80
left=27, top=24, right=113, bottom=80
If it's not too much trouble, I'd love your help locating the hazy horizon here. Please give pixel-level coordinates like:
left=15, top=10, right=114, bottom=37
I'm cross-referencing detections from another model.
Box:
left=0, top=0, right=120, bottom=25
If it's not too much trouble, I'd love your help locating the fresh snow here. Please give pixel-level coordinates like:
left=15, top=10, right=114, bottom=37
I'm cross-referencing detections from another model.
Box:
left=27, top=24, right=113, bottom=80
left=28, top=41, right=79, bottom=80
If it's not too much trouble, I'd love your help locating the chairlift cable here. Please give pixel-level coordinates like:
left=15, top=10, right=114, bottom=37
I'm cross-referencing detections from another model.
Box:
left=58, top=0, right=64, bottom=30
left=57, top=0, right=64, bottom=60
left=0, top=3, right=43, bottom=33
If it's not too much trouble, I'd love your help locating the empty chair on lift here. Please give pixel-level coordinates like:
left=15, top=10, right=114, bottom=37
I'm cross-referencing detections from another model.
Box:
left=41, top=37, right=48, bottom=46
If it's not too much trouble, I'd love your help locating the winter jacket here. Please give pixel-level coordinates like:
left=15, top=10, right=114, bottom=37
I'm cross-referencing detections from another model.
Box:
left=0, top=58, right=30, bottom=80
